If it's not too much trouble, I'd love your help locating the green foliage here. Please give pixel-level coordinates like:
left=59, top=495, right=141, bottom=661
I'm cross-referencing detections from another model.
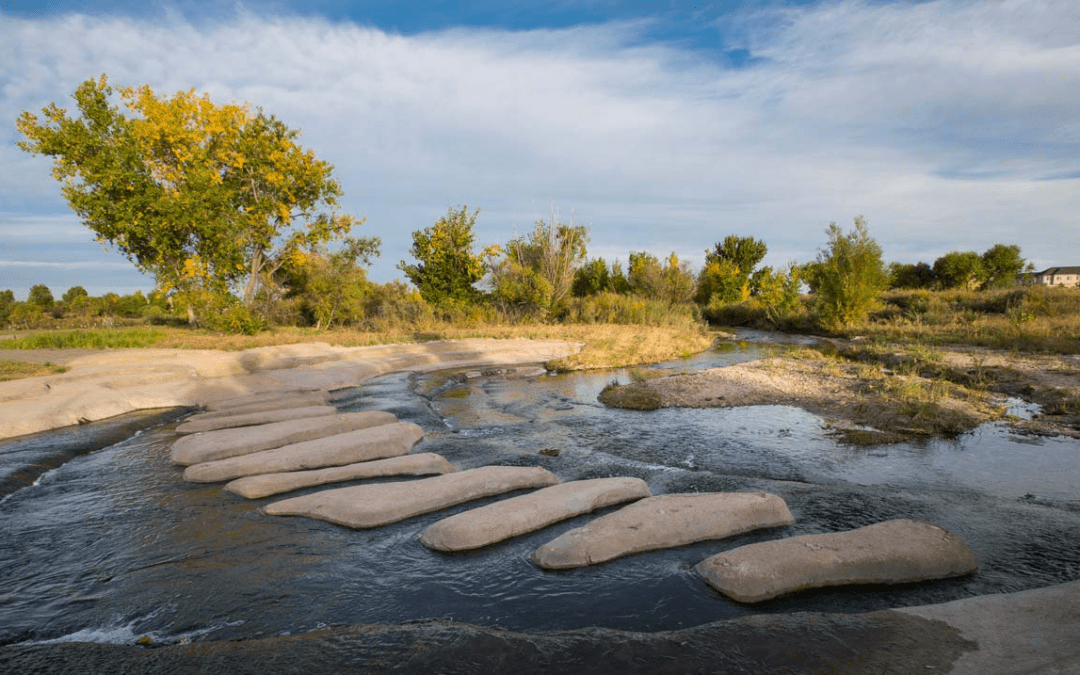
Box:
left=807, top=216, right=888, bottom=332
left=563, top=292, right=702, bottom=328
left=281, top=236, right=381, bottom=329
left=0, top=290, right=14, bottom=323
left=625, top=252, right=695, bottom=305
left=0, top=328, right=167, bottom=349
left=888, top=261, right=935, bottom=290
left=980, top=243, right=1025, bottom=289
left=572, top=258, right=615, bottom=297
left=399, top=206, right=485, bottom=308
left=17, top=75, right=361, bottom=314
left=695, top=235, right=767, bottom=306
left=933, top=251, right=984, bottom=290
left=487, top=212, right=588, bottom=316
left=28, top=284, right=55, bottom=309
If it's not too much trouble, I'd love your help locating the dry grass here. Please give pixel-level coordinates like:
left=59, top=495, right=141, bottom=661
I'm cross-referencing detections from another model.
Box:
left=0, top=322, right=714, bottom=378
left=0, top=360, right=68, bottom=381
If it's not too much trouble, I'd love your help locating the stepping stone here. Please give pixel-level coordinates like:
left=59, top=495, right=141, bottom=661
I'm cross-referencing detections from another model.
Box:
left=176, top=405, right=339, bottom=434
left=187, top=393, right=332, bottom=422
left=694, top=519, right=979, bottom=604
left=533, top=492, right=795, bottom=570
left=170, top=410, right=397, bottom=466
left=204, top=388, right=327, bottom=412
left=225, top=453, right=457, bottom=499
left=183, top=421, right=425, bottom=483
left=262, top=465, right=560, bottom=529
left=421, top=477, right=651, bottom=552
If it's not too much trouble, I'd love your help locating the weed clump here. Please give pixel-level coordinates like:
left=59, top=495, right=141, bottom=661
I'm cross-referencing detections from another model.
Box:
left=598, top=382, right=662, bottom=410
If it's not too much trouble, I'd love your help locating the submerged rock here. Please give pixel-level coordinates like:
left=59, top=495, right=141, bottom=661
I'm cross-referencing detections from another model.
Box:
left=170, top=410, right=397, bottom=466
left=182, top=421, right=424, bottom=483
left=695, top=519, right=979, bottom=603
left=176, top=405, right=339, bottom=434
left=421, top=477, right=651, bottom=552
left=224, top=453, right=456, bottom=499
left=533, top=492, right=795, bottom=570
left=262, top=465, right=560, bottom=528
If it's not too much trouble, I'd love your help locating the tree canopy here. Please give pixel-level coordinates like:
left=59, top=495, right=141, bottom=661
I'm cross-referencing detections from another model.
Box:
left=17, top=75, right=362, bottom=312
left=398, top=206, right=486, bottom=307
left=806, top=216, right=887, bottom=332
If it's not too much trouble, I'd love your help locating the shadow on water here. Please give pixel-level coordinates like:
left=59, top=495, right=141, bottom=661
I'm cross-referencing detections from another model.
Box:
left=0, top=333, right=1078, bottom=647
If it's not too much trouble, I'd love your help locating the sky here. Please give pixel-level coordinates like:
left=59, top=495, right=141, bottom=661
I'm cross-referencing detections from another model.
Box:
left=1, top=0, right=1077, bottom=299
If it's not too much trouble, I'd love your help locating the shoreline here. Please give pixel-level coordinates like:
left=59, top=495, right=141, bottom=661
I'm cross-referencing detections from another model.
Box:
left=601, top=340, right=1080, bottom=444
left=0, top=339, right=583, bottom=441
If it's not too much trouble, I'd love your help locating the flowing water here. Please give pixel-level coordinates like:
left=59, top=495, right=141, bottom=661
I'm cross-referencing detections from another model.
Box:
left=2, top=333, right=1079, bottom=647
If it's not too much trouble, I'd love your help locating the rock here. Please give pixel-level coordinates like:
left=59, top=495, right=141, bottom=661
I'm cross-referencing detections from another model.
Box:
left=694, top=519, right=979, bottom=603
left=533, top=492, right=795, bottom=570
left=182, top=421, right=424, bottom=483
left=262, top=465, right=560, bottom=528
left=421, top=477, right=651, bottom=552
left=175, top=405, right=339, bottom=434
left=204, top=388, right=327, bottom=412
left=187, top=393, right=332, bottom=421
left=170, top=410, right=397, bottom=466
left=224, top=453, right=456, bottom=499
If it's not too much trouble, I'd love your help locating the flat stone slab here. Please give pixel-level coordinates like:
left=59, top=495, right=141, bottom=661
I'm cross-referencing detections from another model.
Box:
left=262, top=465, right=560, bottom=528
left=533, top=492, right=795, bottom=570
left=224, top=453, right=456, bottom=499
left=204, top=388, right=327, bottom=412
left=421, top=477, right=651, bottom=552
left=187, top=394, right=333, bottom=422
left=183, top=421, right=425, bottom=483
left=176, top=405, right=339, bottom=434
left=170, top=410, right=397, bottom=466
left=695, top=519, right=979, bottom=603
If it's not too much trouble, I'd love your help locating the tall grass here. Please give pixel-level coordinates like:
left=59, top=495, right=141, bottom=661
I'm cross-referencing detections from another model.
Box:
left=0, top=328, right=168, bottom=349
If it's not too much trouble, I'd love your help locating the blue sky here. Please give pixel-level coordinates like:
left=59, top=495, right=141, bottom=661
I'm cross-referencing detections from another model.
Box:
left=1, top=0, right=1077, bottom=299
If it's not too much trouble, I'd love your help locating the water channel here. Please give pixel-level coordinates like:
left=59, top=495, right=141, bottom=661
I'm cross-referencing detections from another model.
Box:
left=1, top=333, right=1078, bottom=647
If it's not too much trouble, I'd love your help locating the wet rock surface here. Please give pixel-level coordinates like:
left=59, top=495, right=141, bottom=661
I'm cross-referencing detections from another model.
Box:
left=175, top=404, right=338, bottom=434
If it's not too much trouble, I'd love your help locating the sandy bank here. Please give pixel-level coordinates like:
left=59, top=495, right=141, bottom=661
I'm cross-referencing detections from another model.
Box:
left=0, top=339, right=581, bottom=440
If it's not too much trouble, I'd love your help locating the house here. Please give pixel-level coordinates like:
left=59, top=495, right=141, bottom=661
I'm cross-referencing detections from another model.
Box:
left=1027, top=267, right=1080, bottom=287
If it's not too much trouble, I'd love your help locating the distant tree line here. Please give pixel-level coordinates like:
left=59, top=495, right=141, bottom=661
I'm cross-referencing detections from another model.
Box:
left=12, top=75, right=1040, bottom=337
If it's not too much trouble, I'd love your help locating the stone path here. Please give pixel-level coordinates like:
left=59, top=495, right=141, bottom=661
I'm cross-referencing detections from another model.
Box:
left=171, top=385, right=980, bottom=604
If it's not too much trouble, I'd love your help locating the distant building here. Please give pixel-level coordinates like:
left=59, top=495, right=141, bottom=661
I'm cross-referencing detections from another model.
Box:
left=1026, top=267, right=1080, bottom=287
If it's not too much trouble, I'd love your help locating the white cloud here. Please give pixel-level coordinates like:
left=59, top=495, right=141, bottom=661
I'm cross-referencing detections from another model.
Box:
left=1, top=0, right=1078, bottom=294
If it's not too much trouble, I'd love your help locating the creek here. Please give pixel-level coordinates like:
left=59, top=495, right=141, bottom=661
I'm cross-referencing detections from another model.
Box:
left=1, top=332, right=1078, bottom=647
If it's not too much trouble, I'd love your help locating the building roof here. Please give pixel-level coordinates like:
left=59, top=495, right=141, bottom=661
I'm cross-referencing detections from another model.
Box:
left=1033, top=267, right=1080, bottom=276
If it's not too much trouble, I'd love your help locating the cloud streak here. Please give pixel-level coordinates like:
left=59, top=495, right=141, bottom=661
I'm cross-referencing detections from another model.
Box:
left=1, top=0, right=1077, bottom=298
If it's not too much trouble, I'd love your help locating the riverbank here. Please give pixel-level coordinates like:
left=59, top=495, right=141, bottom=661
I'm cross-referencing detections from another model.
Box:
left=0, top=339, right=584, bottom=440
left=600, top=339, right=1080, bottom=444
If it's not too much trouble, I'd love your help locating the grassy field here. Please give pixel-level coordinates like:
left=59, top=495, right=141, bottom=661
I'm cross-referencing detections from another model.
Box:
left=0, top=322, right=715, bottom=375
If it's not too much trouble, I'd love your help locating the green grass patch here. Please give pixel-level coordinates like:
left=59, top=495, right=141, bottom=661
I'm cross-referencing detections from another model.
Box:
left=0, top=360, right=68, bottom=381
left=0, top=328, right=167, bottom=350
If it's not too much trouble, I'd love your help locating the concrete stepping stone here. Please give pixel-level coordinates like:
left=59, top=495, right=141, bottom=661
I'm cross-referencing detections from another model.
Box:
left=262, top=465, right=560, bottom=529
left=533, top=492, right=795, bottom=570
left=224, top=453, right=456, bottom=499
left=204, top=388, right=327, bottom=412
left=176, top=405, right=339, bottom=434
left=170, top=410, right=397, bottom=466
left=694, top=519, right=979, bottom=604
left=183, top=421, right=425, bottom=483
left=421, top=477, right=651, bottom=552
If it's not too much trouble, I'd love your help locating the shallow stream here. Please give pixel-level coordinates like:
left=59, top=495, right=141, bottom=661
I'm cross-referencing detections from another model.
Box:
left=1, top=333, right=1078, bottom=647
